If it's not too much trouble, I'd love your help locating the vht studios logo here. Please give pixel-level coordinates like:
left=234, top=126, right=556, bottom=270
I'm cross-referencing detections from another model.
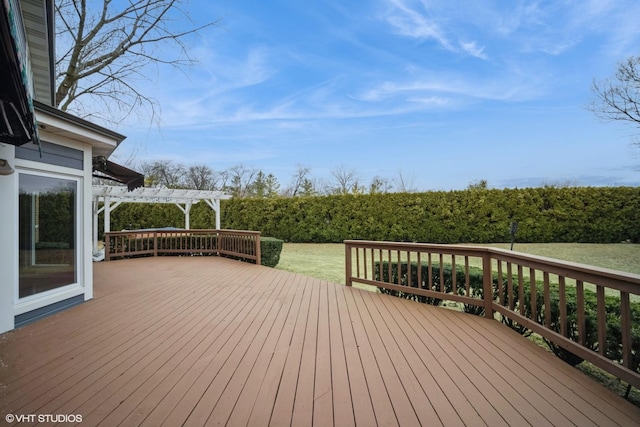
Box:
left=5, top=413, right=83, bottom=423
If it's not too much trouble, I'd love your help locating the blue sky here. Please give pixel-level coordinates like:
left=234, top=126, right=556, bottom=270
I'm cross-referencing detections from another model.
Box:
left=112, top=0, right=640, bottom=191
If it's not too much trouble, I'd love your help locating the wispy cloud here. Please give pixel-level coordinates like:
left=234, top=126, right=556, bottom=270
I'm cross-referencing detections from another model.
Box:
left=382, top=0, right=453, bottom=48
left=459, top=41, right=488, bottom=60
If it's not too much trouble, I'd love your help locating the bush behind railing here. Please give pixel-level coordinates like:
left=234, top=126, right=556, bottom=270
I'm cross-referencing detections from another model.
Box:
left=375, top=260, right=640, bottom=374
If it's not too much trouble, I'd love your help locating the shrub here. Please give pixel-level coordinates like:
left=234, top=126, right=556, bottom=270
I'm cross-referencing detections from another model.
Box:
left=374, top=261, right=488, bottom=315
left=260, top=237, right=283, bottom=268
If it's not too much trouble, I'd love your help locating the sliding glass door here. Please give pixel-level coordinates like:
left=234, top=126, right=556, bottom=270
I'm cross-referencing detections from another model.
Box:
left=18, top=173, right=79, bottom=298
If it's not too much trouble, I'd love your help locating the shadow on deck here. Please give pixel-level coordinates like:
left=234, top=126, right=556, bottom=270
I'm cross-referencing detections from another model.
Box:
left=1, top=257, right=639, bottom=426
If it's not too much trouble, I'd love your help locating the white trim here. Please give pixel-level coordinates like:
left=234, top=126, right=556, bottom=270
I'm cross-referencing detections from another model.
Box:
left=15, top=169, right=84, bottom=309
left=14, top=285, right=85, bottom=316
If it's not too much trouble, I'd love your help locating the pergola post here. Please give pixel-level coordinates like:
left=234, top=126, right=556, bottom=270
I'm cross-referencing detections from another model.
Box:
left=104, top=196, right=111, bottom=235
left=176, top=202, right=193, bottom=230
left=205, top=199, right=221, bottom=229
left=93, top=199, right=98, bottom=252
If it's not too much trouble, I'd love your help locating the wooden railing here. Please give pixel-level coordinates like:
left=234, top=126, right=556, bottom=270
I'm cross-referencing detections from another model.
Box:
left=345, top=240, right=640, bottom=390
left=105, top=229, right=261, bottom=265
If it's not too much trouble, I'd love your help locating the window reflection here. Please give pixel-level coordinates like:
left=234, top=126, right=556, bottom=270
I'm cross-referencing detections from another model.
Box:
left=19, top=174, right=77, bottom=298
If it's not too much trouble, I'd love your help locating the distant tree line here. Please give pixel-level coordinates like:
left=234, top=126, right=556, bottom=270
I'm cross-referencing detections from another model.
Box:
left=130, top=160, right=417, bottom=197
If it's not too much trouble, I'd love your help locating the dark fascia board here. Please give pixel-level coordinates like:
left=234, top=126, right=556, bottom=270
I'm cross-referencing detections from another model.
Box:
left=34, top=100, right=126, bottom=143
left=45, top=0, right=55, bottom=105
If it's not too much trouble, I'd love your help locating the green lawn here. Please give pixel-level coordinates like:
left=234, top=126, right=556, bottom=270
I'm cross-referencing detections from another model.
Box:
left=276, top=242, right=640, bottom=284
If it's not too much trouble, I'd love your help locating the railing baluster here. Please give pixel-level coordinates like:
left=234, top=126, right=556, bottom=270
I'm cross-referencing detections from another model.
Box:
left=417, top=252, right=422, bottom=290
left=518, top=265, right=524, bottom=316
left=621, top=291, right=632, bottom=369
left=371, top=248, right=376, bottom=281
left=596, top=285, right=606, bottom=356
left=451, top=255, right=457, bottom=295
left=363, top=248, right=368, bottom=280
left=507, top=263, right=514, bottom=310
left=530, top=268, right=537, bottom=322
left=407, top=251, right=412, bottom=288
left=559, top=276, right=567, bottom=338
left=577, top=280, right=585, bottom=346
left=543, top=272, right=550, bottom=328
left=497, top=261, right=504, bottom=306
left=428, top=252, right=433, bottom=292
left=387, top=249, right=392, bottom=285
left=465, top=256, right=470, bottom=298
left=439, top=253, right=444, bottom=293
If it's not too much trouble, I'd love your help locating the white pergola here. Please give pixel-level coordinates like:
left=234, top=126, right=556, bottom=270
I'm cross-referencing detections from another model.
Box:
left=92, top=185, right=232, bottom=250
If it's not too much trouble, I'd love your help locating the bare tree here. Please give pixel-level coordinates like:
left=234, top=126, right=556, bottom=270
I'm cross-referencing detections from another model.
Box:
left=589, top=56, right=640, bottom=140
left=139, top=159, right=185, bottom=188
left=394, top=170, right=417, bottom=193
left=284, top=164, right=312, bottom=197
left=185, top=164, right=215, bottom=190
left=328, top=165, right=361, bottom=195
left=225, top=164, right=259, bottom=198
left=55, top=0, right=219, bottom=123
left=369, top=176, right=392, bottom=194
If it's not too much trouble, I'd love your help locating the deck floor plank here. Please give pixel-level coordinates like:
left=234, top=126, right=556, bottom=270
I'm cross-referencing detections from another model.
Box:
left=446, top=305, right=640, bottom=427
left=326, top=282, right=356, bottom=427
left=332, top=283, right=378, bottom=427
left=1, top=257, right=639, bottom=427
left=97, top=268, right=283, bottom=426
left=229, top=272, right=307, bottom=426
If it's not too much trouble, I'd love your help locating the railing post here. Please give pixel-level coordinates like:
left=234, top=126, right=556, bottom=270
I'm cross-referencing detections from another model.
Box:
left=255, top=232, right=261, bottom=266
left=153, top=231, right=158, bottom=257
left=345, top=242, right=352, bottom=286
left=104, top=233, right=110, bottom=261
left=482, top=252, right=494, bottom=319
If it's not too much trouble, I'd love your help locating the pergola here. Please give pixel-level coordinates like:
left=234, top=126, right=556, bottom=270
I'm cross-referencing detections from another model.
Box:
left=92, top=185, right=232, bottom=250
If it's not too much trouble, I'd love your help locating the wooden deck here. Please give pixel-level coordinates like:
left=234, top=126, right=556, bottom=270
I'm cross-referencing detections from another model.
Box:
left=1, top=257, right=639, bottom=426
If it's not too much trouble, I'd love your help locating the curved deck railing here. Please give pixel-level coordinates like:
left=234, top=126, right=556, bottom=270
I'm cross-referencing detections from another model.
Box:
left=345, top=240, right=640, bottom=391
left=105, top=229, right=261, bottom=265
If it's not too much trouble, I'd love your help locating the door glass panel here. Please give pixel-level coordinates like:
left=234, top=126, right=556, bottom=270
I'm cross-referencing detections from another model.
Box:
left=19, top=174, right=77, bottom=298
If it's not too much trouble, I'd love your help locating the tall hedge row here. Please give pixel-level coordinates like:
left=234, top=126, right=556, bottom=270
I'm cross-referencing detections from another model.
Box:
left=106, top=187, right=640, bottom=243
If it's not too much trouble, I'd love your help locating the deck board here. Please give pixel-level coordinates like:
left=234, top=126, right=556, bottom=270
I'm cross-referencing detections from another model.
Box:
left=1, top=257, right=639, bottom=426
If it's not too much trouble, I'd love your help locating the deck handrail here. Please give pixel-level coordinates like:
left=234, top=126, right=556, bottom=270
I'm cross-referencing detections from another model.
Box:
left=105, top=229, right=261, bottom=265
left=345, top=239, right=640, bottom=390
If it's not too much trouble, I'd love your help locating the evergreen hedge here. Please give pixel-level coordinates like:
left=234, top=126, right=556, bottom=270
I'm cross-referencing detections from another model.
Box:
left=105, top=186, right=640, bottom=243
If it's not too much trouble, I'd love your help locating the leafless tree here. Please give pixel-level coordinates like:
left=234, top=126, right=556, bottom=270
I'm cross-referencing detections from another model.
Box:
left=185, top=164, right=216, bottom=190
left=369, top=176, right=392, bottom=194
left=394, top=170, right=417, bottom=193
left=55, top=0, right=219, bottom=123
left=225, top=164, right=259, bottom=198
left=589, top=56, right=640, bottom=142
left=327, top=165, right=362, bottom=195
left=284, top=164, right=312, bottom=197
left=139, top=159, right=185, bottom=188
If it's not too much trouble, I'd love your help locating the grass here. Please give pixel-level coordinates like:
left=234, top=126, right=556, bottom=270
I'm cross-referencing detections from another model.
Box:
left=276, top=242, right=640, bottom=406
left=276, top=242, right=640, bottom=285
